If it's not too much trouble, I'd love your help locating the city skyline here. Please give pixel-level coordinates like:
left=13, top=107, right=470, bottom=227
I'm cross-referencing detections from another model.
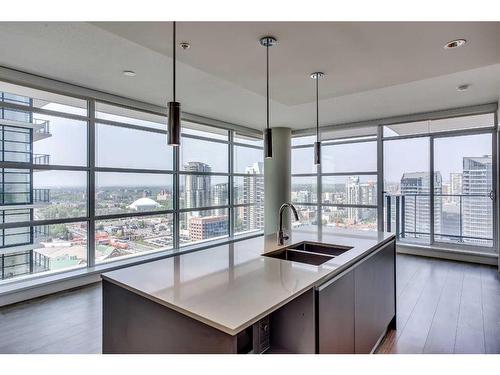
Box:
left=1, top=89, right=496, bottom=281
left=0, top=93, right=265, bottom=280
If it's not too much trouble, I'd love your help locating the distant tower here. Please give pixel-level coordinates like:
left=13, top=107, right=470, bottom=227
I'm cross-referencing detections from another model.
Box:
left=462, top=156, right=492, bottom=245
left=0, top=91, right=52, bottom=279
left=346, top=176, right=361, bottom=222
left=212, top=182, right=228, bottom=216
left=242, top=162, right=264, bottom=231
left=450, top=172, right=463, bottom=204
left=400, top=172, right=442, bottom=239
left=183, top=162, right=212, bottom=214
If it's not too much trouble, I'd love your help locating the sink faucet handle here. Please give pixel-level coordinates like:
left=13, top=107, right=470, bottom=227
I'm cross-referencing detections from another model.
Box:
left=277, top=203, right=300, bottom=245
left=277, top=229, right=289, bottom=245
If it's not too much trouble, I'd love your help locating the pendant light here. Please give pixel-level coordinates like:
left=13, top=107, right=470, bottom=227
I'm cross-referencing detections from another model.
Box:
left=167, top=21, right=181, bottom=146
left=260, top=36, right=277, bottom=159
left=310, top=72, right=324, bottom=165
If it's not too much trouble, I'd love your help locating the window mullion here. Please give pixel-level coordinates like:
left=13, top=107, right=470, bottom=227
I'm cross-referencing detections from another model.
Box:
left=229, top=130, right=234, bottom=238
left=429, top=135, right=435, bottom=245
left=377, top=125, right=384, bottom=232
left=87, top=99, right=96, bottom=267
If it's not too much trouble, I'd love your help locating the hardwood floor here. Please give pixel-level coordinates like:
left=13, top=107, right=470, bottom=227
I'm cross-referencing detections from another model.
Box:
left=0, top=283, right=102, bottom=354
left=0, top=254, right=499, bottom=354
left=377, top=254, right=500, bottom=354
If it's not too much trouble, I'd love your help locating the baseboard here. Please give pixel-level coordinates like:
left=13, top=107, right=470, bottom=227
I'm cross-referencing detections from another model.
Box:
left=397, top=244, right=498, bottom=267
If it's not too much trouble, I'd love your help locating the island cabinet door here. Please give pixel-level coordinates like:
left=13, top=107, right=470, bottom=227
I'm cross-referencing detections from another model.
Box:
left=354, top=241, right=396, bottom=354
left=316, top=269, right=355, bottom=354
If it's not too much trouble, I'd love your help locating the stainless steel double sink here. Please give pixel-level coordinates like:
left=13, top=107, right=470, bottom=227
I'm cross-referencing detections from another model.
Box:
left=262, top=242, right=353, bottom=266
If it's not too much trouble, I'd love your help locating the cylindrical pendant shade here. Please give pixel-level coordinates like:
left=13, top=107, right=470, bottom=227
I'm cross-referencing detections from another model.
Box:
left=264, top=128, right=273, bottom=159
left=314, top=141, right=321, bottom=165
left=167, top=101, right=181, bottom=146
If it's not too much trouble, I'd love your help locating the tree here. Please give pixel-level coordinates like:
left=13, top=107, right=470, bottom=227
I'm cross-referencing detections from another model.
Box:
left=50, top=224, right=70, bottom=240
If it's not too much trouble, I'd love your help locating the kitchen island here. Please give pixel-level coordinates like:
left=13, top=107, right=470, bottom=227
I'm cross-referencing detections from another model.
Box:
left=101, top=227, right=396, bottom=354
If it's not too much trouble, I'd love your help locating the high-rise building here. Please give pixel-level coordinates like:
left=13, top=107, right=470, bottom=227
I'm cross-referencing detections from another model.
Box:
left=345, top=177, right=376, bottom=222
left=442, top=182, right=451, bottom=203
left=292, top=190, right=313, bottom=203
left=360, top=182, right=377, bottom=206
left=400, top=172, right=442, bottom=239
left=1, top=91, right=52, bottom=280
left=322, top=191, right=335, bottom=204
left=450, top=172, right=463, bottom=204
left=462, top=156, right=492, bottom=245
left=242, top=162, right=264, bottom=231
left=346, top=176, right=361, bottom=221
left=212, top=182, right=228, bottom=216
left=183, top=162, right=212, bottom=212
left=188, top=215, right=228, bottom=241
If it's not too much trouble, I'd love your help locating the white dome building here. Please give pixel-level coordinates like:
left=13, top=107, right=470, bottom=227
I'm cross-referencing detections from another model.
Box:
left=127, top=197, right=161, bottom=211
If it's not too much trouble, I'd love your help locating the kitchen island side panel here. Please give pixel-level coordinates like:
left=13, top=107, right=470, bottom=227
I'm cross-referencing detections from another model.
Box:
left=354, top=240, right=396, bottom=354
left=102, top=280, right=237, bottom=354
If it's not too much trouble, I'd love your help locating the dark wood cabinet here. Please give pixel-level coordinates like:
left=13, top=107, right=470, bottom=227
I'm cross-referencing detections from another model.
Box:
left=354, top=241, right=396, bottom=353
left=316, top=240, right=396, bottom=354
left=317, top=270, right=355, bottom=354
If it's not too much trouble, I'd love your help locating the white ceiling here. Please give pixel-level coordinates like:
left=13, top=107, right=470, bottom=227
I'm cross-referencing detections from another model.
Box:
left=0, top=21, right=499, bottom=131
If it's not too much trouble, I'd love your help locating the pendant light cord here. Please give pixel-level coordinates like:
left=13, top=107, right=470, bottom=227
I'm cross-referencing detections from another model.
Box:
left=316, top=75, right=319, bottom=142
left=266, top=42, right=269, bottom=131
left=173, top=21, right=176, bottom=102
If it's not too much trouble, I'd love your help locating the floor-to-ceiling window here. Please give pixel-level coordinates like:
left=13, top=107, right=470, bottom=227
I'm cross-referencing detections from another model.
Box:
left=0, top=80, right=263, bottom=284
left=321, top=134, right=378, bottom=231
left=382, top=113, right=497, bottom=254
left=291, top=127, right=378, bottom=232
left=94, top=102, right=174, bottom=264
left=0, top=81, right=88, bottom=280
left=291, top=135, right=318, bottom=228
left=292, top=109, right=498, bottom=257
left=384, top=136, right=431, bottom=245
left=233, top=132, right=264, bottom=235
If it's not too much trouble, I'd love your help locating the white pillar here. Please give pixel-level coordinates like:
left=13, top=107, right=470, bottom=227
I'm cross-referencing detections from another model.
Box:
left=264, top=127, right=292, bottom=234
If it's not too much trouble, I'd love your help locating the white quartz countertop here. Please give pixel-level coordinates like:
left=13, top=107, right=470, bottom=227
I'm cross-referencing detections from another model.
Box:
left=102, top=227, right=395, bottom=335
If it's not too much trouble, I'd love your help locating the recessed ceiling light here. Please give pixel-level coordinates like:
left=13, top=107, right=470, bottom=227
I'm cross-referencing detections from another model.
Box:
left=444, top=39, right=467, bottom=49
left=122, top=70, right=136, bottom=77
left=457, top=84, right=471, bottom=92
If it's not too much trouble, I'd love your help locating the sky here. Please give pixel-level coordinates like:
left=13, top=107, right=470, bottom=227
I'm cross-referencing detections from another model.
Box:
left=30, top=103, right=494, bottom=188
left=384, top=133, right=491, bottom=184
left=32, top=104, right=263, bottom=188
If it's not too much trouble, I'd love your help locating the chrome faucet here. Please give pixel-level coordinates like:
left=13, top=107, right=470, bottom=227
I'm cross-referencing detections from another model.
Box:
left=277, top=203, right=300, bottom=245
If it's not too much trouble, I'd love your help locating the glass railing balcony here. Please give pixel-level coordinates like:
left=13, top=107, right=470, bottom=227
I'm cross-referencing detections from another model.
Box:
left=33, top=153, right=50, bottom=165
left=0, top=250, right=51, bottom=280
left=33, top=118, right=50, bottom=130
left=33, top=188, right=50, bottom=203
left=385, top=193, right=494, bottom=247
left=32, top=118, right=51, bottom=138
left=33, top=250, right=51, bottom=273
